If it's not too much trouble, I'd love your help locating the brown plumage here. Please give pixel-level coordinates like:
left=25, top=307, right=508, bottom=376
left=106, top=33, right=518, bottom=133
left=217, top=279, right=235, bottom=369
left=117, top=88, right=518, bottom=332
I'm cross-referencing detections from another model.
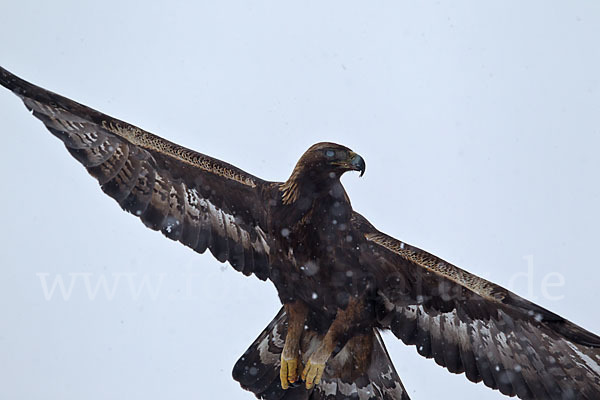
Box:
left=2, top=66, right=600, bottom=400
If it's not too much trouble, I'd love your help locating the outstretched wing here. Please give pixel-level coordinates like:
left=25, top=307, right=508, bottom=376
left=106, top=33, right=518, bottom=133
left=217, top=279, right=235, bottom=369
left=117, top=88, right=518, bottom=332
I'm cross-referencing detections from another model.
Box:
left=0, top=67, right=274, bottom=280
left=353, top=212, right=600, bottom=400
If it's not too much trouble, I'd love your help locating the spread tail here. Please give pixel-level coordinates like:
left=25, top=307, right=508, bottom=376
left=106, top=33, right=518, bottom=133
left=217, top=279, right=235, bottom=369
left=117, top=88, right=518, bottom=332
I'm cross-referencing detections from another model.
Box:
left=233, top=307, right=411, bottom=400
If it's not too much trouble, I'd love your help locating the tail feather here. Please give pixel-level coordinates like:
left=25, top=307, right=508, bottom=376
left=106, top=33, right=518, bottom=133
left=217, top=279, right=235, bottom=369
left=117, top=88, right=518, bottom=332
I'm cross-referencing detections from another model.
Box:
left=233, top=308, right=411, bottom=400
left=233, top=308, right=288, bottom=396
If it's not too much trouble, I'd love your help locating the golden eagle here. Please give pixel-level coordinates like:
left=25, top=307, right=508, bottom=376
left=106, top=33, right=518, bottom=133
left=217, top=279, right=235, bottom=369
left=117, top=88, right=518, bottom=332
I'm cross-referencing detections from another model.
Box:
left=1, top=67, right=599, bottom=400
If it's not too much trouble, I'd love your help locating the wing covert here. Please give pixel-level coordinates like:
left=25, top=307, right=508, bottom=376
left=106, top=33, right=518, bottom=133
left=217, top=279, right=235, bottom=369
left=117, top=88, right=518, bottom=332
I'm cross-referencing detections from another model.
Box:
left=1, top=66, right=274, bottom=280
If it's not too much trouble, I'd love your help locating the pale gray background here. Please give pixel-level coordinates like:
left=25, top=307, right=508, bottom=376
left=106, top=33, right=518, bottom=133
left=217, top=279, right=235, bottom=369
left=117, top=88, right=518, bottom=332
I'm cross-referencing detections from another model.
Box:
left=1, top=1, right=599, bottom=399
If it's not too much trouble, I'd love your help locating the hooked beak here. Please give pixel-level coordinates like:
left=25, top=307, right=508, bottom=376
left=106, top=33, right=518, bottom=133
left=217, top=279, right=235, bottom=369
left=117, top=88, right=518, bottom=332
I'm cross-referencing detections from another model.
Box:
left=349, top=152, right=366, bottom=177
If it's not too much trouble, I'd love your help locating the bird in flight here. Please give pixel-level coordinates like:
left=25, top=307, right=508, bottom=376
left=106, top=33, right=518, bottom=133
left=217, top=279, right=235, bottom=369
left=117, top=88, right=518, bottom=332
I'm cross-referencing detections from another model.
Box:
left=1, top=66, right=599, bottom=400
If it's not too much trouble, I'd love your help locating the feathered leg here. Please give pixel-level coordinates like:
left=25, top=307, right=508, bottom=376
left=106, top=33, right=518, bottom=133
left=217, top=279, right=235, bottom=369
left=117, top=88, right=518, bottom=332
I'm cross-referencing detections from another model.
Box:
left=302, top=297, right=365, bottom=389
left=280, top=301, right=308, bottom=389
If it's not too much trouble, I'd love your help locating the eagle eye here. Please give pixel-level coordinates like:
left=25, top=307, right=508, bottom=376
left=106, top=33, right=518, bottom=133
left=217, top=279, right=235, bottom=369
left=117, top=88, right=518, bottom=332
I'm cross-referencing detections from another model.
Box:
left=325, top=150, right=335, bottom=158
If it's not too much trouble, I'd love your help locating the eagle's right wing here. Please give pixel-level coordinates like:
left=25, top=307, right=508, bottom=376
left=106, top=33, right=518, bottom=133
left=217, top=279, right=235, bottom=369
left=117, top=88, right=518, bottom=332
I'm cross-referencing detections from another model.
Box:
left=0, top=67, right=276, bottom=280
left=353, top=211, right=600, bottom=400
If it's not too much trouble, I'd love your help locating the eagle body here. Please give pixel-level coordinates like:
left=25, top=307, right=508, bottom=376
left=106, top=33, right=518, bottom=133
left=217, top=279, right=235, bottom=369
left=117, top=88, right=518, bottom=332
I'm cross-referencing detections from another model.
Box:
left=273, top=179, right=361, bottom=304
left=2, top=66, right=600, bottom=400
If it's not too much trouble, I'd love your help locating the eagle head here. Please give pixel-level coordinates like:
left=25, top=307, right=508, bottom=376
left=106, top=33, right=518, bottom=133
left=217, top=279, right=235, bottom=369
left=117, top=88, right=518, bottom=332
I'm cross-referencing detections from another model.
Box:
left=298, top=142, right=366, bottom=178
left=281, top=142, right=366, bottom=205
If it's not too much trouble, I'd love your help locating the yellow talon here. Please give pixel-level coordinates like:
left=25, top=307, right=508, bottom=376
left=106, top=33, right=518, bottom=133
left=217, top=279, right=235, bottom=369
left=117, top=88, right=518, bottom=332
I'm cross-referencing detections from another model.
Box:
left=302, top=360, right=325, bottom=389
left=280, top=356, right=299, bottom=390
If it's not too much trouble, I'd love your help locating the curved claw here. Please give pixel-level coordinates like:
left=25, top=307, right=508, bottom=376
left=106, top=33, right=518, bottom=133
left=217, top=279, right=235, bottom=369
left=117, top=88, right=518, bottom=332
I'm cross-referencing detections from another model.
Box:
left=280, top=356, right=300, bottom=390
left=301, top=359, right=325, bottom=389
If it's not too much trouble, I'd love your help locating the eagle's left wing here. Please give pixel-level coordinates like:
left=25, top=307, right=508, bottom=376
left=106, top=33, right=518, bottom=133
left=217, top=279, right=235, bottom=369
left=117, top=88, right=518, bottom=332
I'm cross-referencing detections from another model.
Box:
left=0, top=67, right=276, bottom=280
left=352, top=212, right=600, bottom=400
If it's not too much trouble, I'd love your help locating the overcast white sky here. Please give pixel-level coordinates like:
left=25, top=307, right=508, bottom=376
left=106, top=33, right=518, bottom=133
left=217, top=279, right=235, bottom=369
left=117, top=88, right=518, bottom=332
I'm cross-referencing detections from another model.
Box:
left=1, top=2, right=599, bottom=399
